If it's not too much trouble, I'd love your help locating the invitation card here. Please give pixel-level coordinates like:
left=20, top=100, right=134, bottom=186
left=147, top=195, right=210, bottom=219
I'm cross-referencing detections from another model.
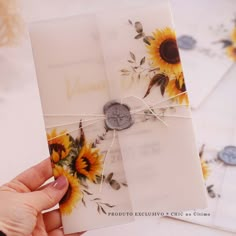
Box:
left=29, top=2, right=206, bottom=233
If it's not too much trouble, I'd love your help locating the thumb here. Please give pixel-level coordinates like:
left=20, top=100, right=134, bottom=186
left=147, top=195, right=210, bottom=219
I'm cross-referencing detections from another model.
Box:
left=25, top=175, right=68, bottom=212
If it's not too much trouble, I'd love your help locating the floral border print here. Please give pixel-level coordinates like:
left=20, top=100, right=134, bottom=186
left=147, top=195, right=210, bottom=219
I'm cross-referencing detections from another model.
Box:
left=121, top=20, right=189, bottom=105
left=217, top=18, right=236, bottom=61
left=47, top=122, right=127, bottom=216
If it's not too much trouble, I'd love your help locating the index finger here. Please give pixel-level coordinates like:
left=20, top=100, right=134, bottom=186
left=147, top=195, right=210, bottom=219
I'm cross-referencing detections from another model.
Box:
left=12, top=158, right=53, bottom=191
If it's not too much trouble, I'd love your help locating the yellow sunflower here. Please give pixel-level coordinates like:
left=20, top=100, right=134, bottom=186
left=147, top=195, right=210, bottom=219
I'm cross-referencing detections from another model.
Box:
left=47, top=129, right=72, bottom=163
left=166, top=73, right=189, bottom=104
left=226, top=45, right=236, bottom=61
left=53, top=165, right=81, bottom=215
left=225, top=27, right=236, bottom=61
left=231, top=27, right=236, bottom=43
left=74, top=144, right=103, bottom=182
left=147, top=27, right=182, bottom=74
left=201, top=159, right=210, bottom=181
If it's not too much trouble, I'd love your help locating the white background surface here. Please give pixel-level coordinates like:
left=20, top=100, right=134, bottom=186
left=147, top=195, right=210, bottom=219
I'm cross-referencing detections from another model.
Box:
left=0, top=0, right=236, bottom=235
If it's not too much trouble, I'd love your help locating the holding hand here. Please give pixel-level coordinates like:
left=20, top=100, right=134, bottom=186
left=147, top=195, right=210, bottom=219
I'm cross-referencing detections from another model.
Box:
left=0, top=158, right=84, bottom=236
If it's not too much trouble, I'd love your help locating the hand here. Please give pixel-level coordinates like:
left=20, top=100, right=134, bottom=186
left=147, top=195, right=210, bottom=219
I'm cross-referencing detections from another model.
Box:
left=0, top=158, right=84, bottom=236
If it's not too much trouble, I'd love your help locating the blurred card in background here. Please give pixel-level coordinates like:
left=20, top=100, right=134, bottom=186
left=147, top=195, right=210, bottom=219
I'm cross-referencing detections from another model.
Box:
left=171, top=63, right=236, bottom=233
left=171, top=0, right=235, bottom=108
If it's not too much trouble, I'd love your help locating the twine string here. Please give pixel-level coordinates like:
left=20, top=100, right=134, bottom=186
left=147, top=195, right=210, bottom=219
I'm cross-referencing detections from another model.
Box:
left=44, top=113, right=105, bottom=117
left=131, top=91, right=188, bottom=114
left=121, top=95, right=168, bottom=127
left=47, top=120, right=102, bottom=141
left=45, top=92, right=189, bottom=192
left=46, top=117, right=105, bottom=129
left=152, top=103, right=189, bottom=110
left=45, top=91, right=188, bottom=139
left=135, top=113, right=191, bottom=119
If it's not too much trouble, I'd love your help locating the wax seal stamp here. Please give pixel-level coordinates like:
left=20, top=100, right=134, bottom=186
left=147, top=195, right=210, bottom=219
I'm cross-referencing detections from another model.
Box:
left=103, top=101, right=134, bottom=131
left=177, top=35, right=197, bottom=50
left=218, top=146, right=236, bottom=166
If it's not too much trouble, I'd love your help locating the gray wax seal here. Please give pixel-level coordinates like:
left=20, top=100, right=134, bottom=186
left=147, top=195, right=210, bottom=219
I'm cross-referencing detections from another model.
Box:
left=218, top=146, right=236, bottom=166
left=177, top=35, right=197, bottom=50
left=103, top=101, right=134, bottom=131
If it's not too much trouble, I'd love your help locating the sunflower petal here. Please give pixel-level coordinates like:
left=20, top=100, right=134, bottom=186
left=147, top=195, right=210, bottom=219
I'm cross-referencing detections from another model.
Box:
left=231, top=27, right=236, bottom=43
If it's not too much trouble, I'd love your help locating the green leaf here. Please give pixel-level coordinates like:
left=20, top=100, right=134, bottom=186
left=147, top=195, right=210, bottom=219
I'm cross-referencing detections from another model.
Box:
left=220, top=39, right=233, bottom=48
left=79, top=120, right=85, bottom=146
left=160, top=84, right=166, bottom=96
left=120, top=69, right=130, bottom=73
left=207, top=185, right=214, bottom=190
left=134, top=33, right=144, bottom=39
left=82, top=198, right=86, bottom=207
left=163, top=76, right=169, bottom=88
left=143, top=74, right=169, bottom=98
left=101, top=206, right=107, bottom=215
left=135, top=21, right=143, bottom=33
left=110, top=180, right=121, bottom=190
left=98, top=135, right=104, bottom=140
left=130, top=52, right=136, bottom=61
left=83, top=190, right=93, bottom=195
left=143, top=37, right=150, bottom=45
left=149, top=67, right=159, bottom=72
left=80, top=181, right=89, bottom=189
left=143, top=36, right=155, bottom=45
left=96, top=175, right=105, bottom=184
left=105, top=172, right=114, bottom=183
left=92, top=198, right=101, bottom=201
left=160, top=76, right=169, bottom=96
left=97, top=205, right=101, bottom=214
left=140, top=57, right=145, bottom=65
left=102, top=203, right=116, bottom=208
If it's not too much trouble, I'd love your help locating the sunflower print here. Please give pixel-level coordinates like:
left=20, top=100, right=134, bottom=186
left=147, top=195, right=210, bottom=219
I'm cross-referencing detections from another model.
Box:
left=225, top=27, right=236, bottom=61
left=47, top=129, right=72, bottom=164
left=147, top=27, right=182, bottom=74
left=166, top=73, right=189, bottom=105
left=74, top=144, right=103, bottom=182
left=53, top=165, right=81, bottom=215
left=226, top=45, right=236, bottom=61
left=201, top=159, right=210, bottom=180
left=231, top=27, right=236, bottom=43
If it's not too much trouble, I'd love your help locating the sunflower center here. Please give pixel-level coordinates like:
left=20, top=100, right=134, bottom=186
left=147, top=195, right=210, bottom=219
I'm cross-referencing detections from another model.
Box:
left=49, top=143, right=66, bottom=157
left=82, top=157, right=91, bottom=172
left=159, top=39, right=180, bottom=64
left=60, top=184, right=72, bottom=205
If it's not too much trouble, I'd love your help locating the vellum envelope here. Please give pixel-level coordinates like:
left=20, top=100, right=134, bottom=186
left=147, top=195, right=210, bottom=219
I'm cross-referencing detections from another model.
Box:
left=172, top=0, right=235, bottom=108
left=29, top=2, right=207, bottom=234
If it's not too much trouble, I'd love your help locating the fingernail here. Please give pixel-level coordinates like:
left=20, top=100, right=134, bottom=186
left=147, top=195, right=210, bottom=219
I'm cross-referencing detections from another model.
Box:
left=53, top=175, right=68, bottom=190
